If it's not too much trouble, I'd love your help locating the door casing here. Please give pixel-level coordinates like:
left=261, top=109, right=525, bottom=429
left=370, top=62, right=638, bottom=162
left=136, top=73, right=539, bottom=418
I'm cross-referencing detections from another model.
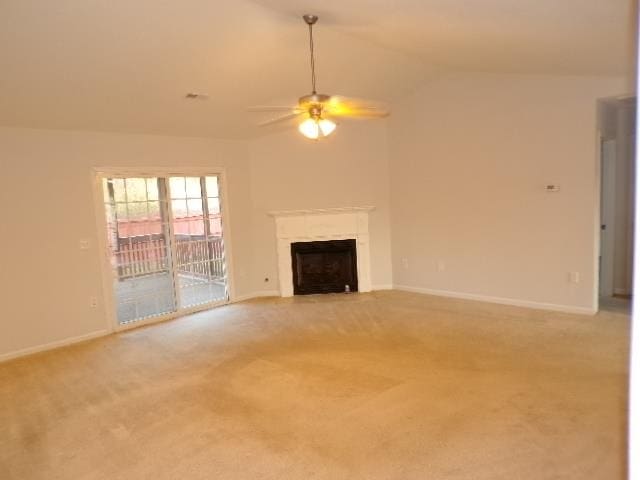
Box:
left=91, top=166, right=236, bottom=332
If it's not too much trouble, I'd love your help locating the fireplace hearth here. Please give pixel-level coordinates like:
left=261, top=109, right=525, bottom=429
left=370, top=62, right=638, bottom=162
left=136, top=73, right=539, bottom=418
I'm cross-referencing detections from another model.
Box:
left=291, top=239, right=358, bottom=295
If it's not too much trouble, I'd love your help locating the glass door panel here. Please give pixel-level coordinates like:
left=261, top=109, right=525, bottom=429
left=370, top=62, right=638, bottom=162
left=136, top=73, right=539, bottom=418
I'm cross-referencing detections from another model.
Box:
left=168, top=176, right=228, bottom=308
left=102, top=177, right=176, bottom=324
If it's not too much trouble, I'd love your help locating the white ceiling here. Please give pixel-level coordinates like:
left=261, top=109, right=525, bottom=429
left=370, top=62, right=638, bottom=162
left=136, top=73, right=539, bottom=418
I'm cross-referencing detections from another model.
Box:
left=253, top=0, right=637, bottom=75
left=0, top=0, right=635, bottom=139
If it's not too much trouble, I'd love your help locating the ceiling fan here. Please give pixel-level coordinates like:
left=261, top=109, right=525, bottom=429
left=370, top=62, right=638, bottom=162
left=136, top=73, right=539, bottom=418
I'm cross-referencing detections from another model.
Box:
left=248, top=14, right=389, bottom=140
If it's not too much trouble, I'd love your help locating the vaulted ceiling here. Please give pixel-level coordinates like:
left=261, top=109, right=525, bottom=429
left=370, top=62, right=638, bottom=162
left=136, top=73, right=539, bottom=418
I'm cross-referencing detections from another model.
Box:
left=0, top=0, right=635, bottom=138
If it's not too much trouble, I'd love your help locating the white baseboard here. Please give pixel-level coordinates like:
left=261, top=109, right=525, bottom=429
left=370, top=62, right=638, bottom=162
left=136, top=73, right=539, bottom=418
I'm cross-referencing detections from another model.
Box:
left=232, top=290, right=281, bottom=303
left=393, top=285, right=597, bottom=315
left=235, top=287, right=394, bottom=300
left=0, top=329, right=110, bottom=363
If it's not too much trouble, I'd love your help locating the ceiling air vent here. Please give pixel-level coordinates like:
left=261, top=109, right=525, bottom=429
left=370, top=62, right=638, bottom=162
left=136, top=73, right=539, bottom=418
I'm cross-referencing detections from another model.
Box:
left=185, top=93, right=209, bottom=100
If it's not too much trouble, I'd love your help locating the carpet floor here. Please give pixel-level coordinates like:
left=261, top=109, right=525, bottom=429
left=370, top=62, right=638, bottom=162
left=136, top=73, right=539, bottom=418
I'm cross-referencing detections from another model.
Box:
left=0, top=291, right=630, bottom=479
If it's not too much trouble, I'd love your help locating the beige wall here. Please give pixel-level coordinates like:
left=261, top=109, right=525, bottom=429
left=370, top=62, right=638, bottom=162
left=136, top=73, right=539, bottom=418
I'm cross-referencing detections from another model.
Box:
left=389, top=73, right=627, bottom=312
left=247, top=122, right=393, bottom=292
left=0, top=127, right=253, bottom=358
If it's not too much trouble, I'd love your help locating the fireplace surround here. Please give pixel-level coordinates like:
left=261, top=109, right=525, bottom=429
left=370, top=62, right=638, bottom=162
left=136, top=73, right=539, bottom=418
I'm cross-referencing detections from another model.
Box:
left=269, top=207, right=374, bottom=297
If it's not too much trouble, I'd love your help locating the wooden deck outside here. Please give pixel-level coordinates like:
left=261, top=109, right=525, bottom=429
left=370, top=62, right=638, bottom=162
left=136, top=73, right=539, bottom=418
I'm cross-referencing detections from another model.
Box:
left=114, top=272, right=226, bottom=324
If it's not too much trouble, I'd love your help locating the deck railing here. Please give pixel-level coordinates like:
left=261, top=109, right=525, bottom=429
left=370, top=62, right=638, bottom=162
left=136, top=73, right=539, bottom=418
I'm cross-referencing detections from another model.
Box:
left=116, top=235, right=225, bottom=280
left=174, top=236, right=226, bottom=279
left=116, top=235, right=168, bottom=278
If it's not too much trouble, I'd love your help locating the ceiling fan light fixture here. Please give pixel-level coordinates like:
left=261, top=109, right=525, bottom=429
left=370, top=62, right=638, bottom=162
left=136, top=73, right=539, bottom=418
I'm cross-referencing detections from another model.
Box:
left=298, top=117, right=336, bottom=140
left=299, top=117, right=320, bottom=139
left=318, top=118, right=336, bottom=136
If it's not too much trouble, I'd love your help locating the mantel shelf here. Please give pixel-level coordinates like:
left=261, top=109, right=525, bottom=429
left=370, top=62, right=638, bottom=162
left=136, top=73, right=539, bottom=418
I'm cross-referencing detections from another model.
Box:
left=268, top=206, right=375, bottom=218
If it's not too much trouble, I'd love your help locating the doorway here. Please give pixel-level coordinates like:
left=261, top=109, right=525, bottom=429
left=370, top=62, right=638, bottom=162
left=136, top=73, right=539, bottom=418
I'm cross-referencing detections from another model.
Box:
left=99, top=174, right=229, bottom=325
left=597, top=96, right=636, bottom=310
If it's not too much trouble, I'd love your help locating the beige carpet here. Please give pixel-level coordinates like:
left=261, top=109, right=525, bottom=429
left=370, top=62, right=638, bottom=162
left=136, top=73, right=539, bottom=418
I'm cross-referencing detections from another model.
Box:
left=0, top=291, right=630, bottom=479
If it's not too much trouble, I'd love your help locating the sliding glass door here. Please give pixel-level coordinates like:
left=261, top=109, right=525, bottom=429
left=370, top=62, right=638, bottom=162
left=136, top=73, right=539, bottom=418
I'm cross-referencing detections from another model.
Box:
left=101, top=175, right=228, bottom=325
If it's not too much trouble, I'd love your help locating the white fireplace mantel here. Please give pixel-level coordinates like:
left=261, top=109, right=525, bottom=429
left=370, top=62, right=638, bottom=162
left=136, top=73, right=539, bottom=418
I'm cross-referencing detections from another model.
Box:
left=269, top=206, right=375, bottom=297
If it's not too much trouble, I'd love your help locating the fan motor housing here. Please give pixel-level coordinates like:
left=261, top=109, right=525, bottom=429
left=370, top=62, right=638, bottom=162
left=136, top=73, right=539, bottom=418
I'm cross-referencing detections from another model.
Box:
left=299, top=93, right=330, bottom=106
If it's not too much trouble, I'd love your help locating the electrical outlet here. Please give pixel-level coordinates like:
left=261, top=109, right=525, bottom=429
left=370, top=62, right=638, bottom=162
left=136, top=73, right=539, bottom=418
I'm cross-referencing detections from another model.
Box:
left=569, top=272, right=580, bottom=284
left=437, top=260, right=445, bottom=272
left=401, top=258, right=409, bottom=270
left=79, top=239, right=90, bottom=250
left=89, top=296, right=98, bottom=308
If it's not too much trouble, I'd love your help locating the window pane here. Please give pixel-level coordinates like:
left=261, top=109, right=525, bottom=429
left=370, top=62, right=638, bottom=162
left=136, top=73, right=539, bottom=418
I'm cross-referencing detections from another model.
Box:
left=146, top=220, right=163, bottom=236
left=209, top=216, right=222, bottom=236
left=174, top=220, right=189, bottom=235
left=125, top=178, right=147, bottom=202
left=104, top=202, right=116, bottom=223
left=171, top=199, right=188, bottom=218
left=112, top=178, right=126, bottom=202
left=187, top=198, right=203, bottom=217
left=116, top=218, right=130, bottom=237
left=147, top=201, right=160, bottom=220
left=189, top=218, right=205, bottom=236
left=185, top=177, right=201, bottom=198
left=207, top=197, right=220, bottom=214
left=115, top=202, right=128, bottom=220
left=170, top=177, right=186, bottom=199
left=206, top=176, right=219, bottom=198
left=147, top=178, right=159, bottom=201
left=127, top=202, right=148, bottom=220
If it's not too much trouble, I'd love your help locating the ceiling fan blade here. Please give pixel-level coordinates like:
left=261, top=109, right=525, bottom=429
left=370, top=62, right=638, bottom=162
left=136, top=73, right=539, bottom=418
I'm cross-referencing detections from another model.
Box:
left=328, top=109, right=390, bottom=119
left=248, top=106, right=302, bottom=113
left=324, top=95, right=390, bottom=118
left=258, top=112, right=304, bottom=127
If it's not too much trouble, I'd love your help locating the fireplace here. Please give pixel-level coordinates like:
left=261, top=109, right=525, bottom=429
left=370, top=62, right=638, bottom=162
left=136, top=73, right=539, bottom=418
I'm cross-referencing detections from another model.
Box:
left=291, top=239, right=358, bottom=295
left=269, top=206, right=373, bottom=297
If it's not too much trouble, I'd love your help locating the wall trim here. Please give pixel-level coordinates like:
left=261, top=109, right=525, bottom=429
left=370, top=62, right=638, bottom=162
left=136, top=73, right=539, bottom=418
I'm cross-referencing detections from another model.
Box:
left=232, top=290, right=281, bottom=303
left=372, top=284, right=394, bottom=290
left=393, top=285, right=597, bottom=315
left=0, top=329, right=110, bottom=364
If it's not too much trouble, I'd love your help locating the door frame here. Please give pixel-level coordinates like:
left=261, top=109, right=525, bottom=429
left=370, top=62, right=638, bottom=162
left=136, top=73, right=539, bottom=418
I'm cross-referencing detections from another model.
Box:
left=91, top=166, right=237, bottom=332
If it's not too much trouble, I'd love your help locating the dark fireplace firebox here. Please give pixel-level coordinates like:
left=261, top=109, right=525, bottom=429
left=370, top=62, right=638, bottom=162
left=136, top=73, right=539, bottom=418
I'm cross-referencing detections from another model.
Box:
left=291, top=239, right=358, bottom=295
